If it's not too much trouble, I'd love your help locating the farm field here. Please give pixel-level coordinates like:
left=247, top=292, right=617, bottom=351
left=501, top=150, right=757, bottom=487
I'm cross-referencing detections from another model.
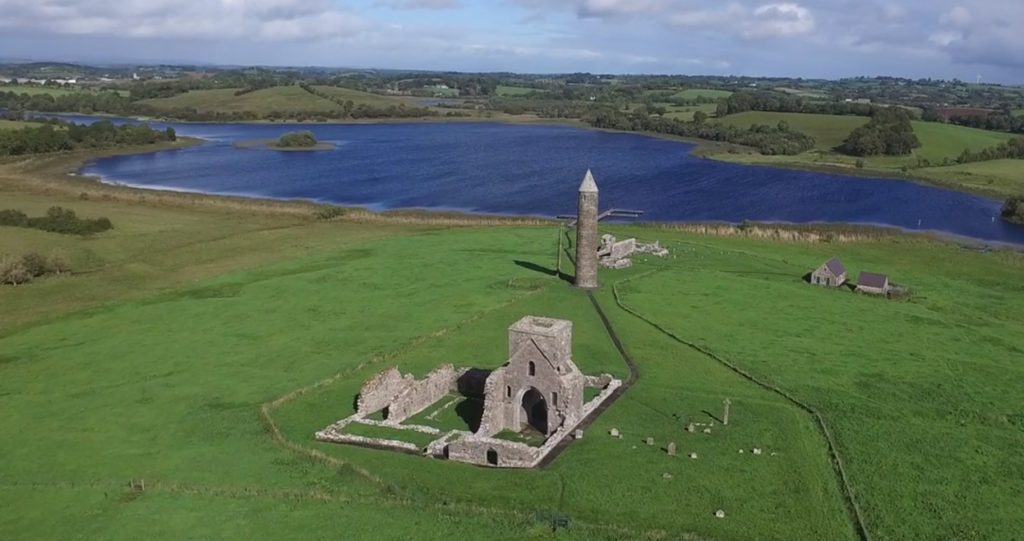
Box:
left=713, top=111, right=866, bottom=150
left=707, top=111, right=1022, bottom=196
left=663, top=103, right=718, bottom=121
left=2, top=166, right=1023, bottom=540
left=138, top=86, right=344, bottom=115
left=0, top=84, right=76, bottom=96
left=308, top=85, right=409, bottom=107
left=915, top=158, right=1024, bottom=196
left=672, top=88, right=733, bottom=100
left=496, top=85, right=538, bottom=96
left=0, top=120, right=43, bottom=130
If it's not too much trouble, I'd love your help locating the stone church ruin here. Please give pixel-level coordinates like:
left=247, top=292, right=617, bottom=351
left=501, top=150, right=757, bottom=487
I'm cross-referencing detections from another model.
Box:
left=316, top=316, right=622, bottom=468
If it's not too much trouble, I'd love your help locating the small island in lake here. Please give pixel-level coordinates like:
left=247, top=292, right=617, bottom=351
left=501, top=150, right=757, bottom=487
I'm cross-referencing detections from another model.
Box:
left=235, top=130, right=334, bottom=151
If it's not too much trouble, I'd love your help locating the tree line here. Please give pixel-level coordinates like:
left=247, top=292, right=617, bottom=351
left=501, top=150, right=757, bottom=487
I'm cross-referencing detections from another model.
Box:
left=585, top=108, right=816, bottom=155
left=717, top=90, right=881, bottom=118
left=0, top=118, right=176, bottom=157
left=0, top=207, right=114, bottom=236
left=955, top=137, right=1024, bottom=164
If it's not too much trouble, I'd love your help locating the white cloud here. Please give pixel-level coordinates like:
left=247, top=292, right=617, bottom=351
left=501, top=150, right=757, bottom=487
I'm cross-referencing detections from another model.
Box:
left=0, top=0, right=365, bottom=41
left=377, top=0, right=461, bottom=9
left=668, top=2, right=815, bottom=40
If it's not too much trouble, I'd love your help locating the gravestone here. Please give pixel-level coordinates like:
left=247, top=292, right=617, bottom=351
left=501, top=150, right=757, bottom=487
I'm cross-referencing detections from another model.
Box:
left=645, top=437, right=654, bottom=446
left=667, top=442, right=677, bottom=456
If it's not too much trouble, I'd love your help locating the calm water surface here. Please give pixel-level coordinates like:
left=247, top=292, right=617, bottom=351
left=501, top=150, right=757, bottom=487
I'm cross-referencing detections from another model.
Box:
left=69, top=117, right=1023, bottom=245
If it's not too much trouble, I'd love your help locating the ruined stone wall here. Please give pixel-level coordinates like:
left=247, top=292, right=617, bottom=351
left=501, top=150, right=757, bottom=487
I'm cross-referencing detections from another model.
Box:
left=445, top=435, right=540, bottom=468
left=387, top=364, right=458, bottom=423
left=355, top=367, right=410, bottom=416
left=476, top=366, right=509, bottom=437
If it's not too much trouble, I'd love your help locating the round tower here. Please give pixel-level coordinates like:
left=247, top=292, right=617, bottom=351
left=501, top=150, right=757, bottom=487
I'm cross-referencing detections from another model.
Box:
left=574, top=169, right=600, bottom=289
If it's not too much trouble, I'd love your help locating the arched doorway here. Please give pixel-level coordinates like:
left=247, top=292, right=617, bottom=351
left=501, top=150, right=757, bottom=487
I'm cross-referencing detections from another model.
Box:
left=486, top=448, right=498, bottom=466
left=520, top=387, right=548, bottom=435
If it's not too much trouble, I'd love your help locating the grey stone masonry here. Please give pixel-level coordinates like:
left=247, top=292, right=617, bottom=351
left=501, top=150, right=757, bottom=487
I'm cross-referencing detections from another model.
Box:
left=575, top=169, right=600, bottom=289
left=317, top=315, right=622, bottom=468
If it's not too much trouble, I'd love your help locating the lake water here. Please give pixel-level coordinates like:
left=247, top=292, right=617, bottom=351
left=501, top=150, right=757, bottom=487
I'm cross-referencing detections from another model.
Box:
left=67, top=116, right=1024, bottom=245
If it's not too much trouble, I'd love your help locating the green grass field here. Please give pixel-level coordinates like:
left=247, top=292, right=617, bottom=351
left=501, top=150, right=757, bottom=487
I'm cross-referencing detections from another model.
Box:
left=713, top=111, right=867, bottom=150
left=308, top=85, right=409, bottom=107
left=496, top=85, right=539, bottom=96
left=2, top=164, right=1023, bottom=540
left=0, top=84, right=76, bottom=96
left=662, top=103, right=718, bottom=121
left=0, top=120, right=43, bottom=130
left=138, top=86, right=345, bottom=114
left=672, top=89, right=733, bottom=100
left=707, top=111, right=1023, bottom=196
left=916, top=159, right=1024, bottom=196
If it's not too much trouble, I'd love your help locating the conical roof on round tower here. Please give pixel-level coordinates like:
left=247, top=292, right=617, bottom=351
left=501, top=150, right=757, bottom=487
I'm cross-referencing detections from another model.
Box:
left=578, top=169, right=598, bottom=193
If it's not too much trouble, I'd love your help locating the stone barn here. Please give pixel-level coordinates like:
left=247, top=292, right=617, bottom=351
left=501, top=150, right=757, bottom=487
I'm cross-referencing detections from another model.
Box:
left=475, top=316, right=586, bottom=438
left=811, top=257, right=847, bottom=287
left=855, top=272, right=890, bottom=295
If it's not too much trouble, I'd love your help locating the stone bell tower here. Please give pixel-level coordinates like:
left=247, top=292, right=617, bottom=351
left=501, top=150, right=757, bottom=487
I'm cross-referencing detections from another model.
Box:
left=574, top=169, right=599, bottom=289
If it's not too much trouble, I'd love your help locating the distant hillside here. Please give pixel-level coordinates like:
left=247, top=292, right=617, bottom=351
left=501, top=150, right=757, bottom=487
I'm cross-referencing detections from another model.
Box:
left=138, top=86, right=343, bottom=114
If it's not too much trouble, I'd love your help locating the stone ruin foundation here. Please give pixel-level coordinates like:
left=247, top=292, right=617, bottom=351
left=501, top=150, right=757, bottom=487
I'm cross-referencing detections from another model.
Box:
left=597, top=234, right=669, bottom=269
left=316, top=316, right=622, bottom=468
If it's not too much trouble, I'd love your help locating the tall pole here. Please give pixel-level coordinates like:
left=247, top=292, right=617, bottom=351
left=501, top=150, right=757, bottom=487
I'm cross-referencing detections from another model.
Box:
left=574, top=169, right=599, bottom=289
left=556, top=223, right=564, bottom=279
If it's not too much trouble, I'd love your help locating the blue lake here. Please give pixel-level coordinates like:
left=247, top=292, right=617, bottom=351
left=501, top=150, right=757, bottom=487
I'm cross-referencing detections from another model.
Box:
left=69, top=117, right=1024, bottom=245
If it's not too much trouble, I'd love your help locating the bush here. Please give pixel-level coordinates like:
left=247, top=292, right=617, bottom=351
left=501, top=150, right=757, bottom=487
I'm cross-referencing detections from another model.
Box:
left=0, top=209, right=28, bottom=227
left=315, top=206, right=346, bottom=220
left=20, top=252, right=49, bottom=277
left=46, top=251, right=72, bottom=275
left=1002, top=197, right=1024, bottom=224
left=3, top=206, right=115, bottom=236
left=0, top=254, right=32, bottom=286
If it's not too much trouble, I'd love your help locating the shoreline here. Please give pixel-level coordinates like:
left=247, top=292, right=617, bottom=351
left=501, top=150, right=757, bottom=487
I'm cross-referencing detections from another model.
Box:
left=2, top=127, right=1021, bottom=250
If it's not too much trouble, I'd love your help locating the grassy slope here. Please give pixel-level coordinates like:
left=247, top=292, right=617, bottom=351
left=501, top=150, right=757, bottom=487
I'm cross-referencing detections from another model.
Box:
left=613, top=227, right=1024, bottom=541
left=0, top=85, right=75, bottom=96
left=673, top=89, right=733, bottom=100
left=496, top=85, right=537, bottom=96
left=917, top=159, right=1024, bottom=196
left=1, top=176, right=1022, bottom=540
left=139, top=86, right=344, bottom=114
left=308, top=85, right=408, bottom=107
left=708, top=111, right=1022, bottom=197
left=0, top=120, right=43, bottom=130
left=713, top=111, right=866, bottom=150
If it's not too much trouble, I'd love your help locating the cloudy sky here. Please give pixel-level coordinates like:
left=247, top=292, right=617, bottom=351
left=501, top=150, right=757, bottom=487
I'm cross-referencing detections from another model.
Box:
left=1, top=0, right=1022, bottom=83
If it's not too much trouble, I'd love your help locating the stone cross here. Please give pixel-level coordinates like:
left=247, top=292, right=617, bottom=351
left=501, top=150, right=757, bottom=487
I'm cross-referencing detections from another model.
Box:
left=723, top=398, right=732, bottom=426
left=667, top=442, right=677, bottom=456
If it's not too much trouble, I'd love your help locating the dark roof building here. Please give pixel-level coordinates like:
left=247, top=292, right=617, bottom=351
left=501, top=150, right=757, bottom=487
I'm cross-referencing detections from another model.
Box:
left=856, top=272, right=891, bottom=295
left=811, top=257, right=848, bottom=288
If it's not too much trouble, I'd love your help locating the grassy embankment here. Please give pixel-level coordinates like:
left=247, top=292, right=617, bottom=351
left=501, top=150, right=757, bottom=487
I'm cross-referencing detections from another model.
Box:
left=0, top=119, right=44, bottom=130
left=2, top=150, right=1023, bottom=539
left=706, top=111, right=1023, bottom=197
